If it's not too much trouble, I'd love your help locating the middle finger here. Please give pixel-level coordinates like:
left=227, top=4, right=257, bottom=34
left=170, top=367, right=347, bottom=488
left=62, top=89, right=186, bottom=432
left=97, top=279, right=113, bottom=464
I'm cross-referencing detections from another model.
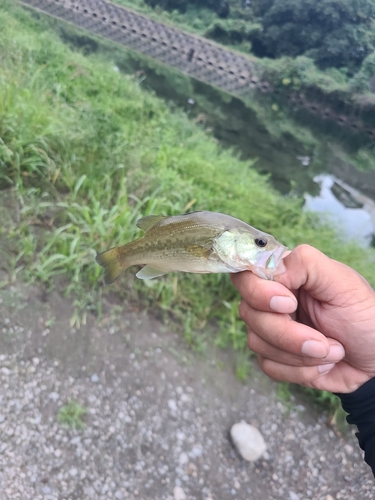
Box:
left=239, top=300, right=330, bottom=358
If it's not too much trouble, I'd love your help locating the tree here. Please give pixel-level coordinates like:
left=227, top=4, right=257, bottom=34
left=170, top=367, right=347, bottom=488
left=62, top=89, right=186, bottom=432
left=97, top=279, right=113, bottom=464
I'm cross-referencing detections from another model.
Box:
left=250, top=0, right=375, bottom=71
left=350, top=53, right=375, bottom=92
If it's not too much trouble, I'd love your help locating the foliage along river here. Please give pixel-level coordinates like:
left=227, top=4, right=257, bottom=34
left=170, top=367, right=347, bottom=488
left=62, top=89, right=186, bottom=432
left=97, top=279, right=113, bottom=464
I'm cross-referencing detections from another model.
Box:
left=65, top=28, right=375, bottom=247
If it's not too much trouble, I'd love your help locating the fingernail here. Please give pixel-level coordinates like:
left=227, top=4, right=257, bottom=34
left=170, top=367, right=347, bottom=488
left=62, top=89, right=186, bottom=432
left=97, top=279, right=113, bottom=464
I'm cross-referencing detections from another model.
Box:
left=301, top=340, right=329, bottom=358
left=270, top=296, right=297, bottom=313
left=318, top=363, right=335, bottom=374
left=324, top=344, right=345, bottom=362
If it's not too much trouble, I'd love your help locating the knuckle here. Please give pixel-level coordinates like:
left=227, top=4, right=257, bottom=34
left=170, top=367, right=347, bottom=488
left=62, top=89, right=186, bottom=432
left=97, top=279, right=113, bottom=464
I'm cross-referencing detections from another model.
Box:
left=296, top=366, right=317, bottom=387
left=257, top=354, right=266, bottom=370
left=238, top=300, right=248, bottom=322
left=300, top=375, right=315, bottom=388
left=241, top=277, right=261, bottom=303
left=295, top=243, right=314, bottom=255
left=275, top=322, right=291, bottom=351
left=294, top=243, right=322, bottom=263
left=246, top=330, right=256, bottom=350
left=258, top=357, right=280, bottom=382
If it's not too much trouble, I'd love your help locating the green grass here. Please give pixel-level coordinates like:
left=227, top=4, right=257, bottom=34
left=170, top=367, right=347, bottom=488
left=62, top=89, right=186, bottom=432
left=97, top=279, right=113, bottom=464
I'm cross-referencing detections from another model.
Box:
left=1, top=2, right=375, bottom=412
left=58, top=400, right=87, bottom=430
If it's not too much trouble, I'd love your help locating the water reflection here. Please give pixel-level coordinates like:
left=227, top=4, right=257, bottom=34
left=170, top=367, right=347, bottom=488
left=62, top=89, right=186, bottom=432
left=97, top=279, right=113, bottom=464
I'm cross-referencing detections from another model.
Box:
left=304, top=175, right=375, bottom=246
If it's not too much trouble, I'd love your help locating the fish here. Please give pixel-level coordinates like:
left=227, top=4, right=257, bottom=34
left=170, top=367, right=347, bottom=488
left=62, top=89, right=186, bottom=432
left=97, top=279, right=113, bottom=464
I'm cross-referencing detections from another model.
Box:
left=95, top=211, right=288, bottom=285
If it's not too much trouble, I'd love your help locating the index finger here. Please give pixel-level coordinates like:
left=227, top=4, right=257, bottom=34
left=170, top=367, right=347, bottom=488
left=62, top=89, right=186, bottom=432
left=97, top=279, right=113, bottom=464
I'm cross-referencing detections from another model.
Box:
left=230, top=271, right=298, bottom=314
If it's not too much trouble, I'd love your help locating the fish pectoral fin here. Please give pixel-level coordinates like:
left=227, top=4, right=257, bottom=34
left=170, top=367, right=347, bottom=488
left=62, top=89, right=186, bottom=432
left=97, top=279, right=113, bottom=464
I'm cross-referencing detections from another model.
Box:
left=136, top=215, right=169, bottom=232
left=186, top=244, right=212, bottom=258
left=136, top=266, right=169, bottom=280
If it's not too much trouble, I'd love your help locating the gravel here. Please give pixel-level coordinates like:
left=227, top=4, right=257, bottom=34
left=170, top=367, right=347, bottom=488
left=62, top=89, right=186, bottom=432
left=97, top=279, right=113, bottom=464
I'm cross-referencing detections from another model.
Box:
left=0, top=281, right=374, bottom=499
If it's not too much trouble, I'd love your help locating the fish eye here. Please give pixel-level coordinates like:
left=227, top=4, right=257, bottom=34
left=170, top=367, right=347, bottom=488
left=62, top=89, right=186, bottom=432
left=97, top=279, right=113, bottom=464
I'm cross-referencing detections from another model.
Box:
left=255, top=238, right=268, bottom=248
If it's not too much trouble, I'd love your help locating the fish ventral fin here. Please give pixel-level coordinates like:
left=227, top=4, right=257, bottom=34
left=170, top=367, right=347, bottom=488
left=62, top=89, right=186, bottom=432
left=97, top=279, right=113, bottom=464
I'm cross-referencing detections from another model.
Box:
left=95, top=247, right=123, bottom=285
left=136, top=215, right=169, bottom=233
left=136, top=266, right=169, bottom=280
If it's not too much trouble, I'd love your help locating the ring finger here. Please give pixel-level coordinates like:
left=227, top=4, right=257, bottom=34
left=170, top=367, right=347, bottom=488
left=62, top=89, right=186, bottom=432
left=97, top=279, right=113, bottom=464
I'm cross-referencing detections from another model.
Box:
left=247, top=329, right=345, bottom=367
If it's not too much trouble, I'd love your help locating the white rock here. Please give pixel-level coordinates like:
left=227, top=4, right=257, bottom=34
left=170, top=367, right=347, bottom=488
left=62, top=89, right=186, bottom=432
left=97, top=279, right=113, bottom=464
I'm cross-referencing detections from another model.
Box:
left=69, top=467, right=78, bottom=477
left=289, top=491, right=300, bottom=500
left=189, top=444, right=203, bottom=458
left=49, top=392, right=59, bottom=402
left=173, top=486, right=187, bottom=500
left=230, top=421, right=267, bottom=462
left=168, top=399, right=178, bottom=412
left=179, top=452, right=189, bottom=466
left=344, top=444, right=353, bottom=455
left=176, top=431, right=186, bottom=441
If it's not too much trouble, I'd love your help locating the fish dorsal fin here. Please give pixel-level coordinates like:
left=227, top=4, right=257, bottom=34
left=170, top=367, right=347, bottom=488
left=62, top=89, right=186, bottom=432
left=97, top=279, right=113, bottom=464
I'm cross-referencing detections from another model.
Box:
left=136, top=266, right=168, bottom=280
left=136, top=215, right=168, bottom=232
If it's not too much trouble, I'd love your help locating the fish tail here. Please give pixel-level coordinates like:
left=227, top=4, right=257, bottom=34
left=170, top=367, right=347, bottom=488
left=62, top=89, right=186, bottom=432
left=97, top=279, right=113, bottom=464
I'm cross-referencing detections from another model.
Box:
left=95, top=246, right=127, bottom=285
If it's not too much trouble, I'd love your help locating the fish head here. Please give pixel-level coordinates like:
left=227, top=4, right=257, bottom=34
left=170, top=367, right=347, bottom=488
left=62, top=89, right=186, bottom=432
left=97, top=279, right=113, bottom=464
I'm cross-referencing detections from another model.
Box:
left=213, top=228, right=288, bottom=280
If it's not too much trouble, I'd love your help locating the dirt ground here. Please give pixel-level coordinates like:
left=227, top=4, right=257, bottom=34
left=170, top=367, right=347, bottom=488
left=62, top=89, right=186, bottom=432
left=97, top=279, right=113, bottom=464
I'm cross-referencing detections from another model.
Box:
left=0, top=276, right=374, bottom=500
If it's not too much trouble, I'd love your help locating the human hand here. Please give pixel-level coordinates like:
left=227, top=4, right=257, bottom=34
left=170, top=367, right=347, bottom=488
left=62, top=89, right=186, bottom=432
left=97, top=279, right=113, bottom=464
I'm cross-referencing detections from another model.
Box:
left=231, top=244, right=375, bottom=393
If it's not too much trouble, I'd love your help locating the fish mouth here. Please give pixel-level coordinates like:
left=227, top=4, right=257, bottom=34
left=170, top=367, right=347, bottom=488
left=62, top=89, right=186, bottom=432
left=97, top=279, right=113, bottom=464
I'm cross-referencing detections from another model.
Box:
left=255, top=245, right=288, bottom=279
left=257, top=246, right=287, bottom=269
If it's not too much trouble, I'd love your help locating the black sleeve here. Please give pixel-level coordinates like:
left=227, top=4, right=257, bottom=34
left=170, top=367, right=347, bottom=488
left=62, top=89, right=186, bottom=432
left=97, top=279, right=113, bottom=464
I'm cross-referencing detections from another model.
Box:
left=335, top=377, right=375, bottom=477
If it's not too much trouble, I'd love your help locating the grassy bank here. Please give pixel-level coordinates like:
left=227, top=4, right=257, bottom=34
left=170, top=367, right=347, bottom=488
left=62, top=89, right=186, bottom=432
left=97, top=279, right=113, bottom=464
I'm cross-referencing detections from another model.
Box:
left=1, top=2, right=375, bottom=388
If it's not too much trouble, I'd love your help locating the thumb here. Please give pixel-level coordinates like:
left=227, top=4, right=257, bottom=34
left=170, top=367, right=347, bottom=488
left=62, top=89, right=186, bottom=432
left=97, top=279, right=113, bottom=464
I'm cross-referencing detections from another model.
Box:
left=275, top=244, right=371, bottom=302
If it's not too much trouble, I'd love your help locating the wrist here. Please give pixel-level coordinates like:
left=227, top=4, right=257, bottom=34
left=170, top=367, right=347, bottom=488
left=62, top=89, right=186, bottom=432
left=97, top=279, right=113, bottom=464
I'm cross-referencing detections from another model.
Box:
left=335, top=377, right=375, bottom=410
left=335, top=377, right=375, bottom=476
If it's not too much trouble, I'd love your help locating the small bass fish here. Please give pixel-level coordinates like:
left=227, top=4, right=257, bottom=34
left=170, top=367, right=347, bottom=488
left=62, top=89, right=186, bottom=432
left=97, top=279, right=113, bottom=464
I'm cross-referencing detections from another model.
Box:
left=96, top=211, right=287, bottom=285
